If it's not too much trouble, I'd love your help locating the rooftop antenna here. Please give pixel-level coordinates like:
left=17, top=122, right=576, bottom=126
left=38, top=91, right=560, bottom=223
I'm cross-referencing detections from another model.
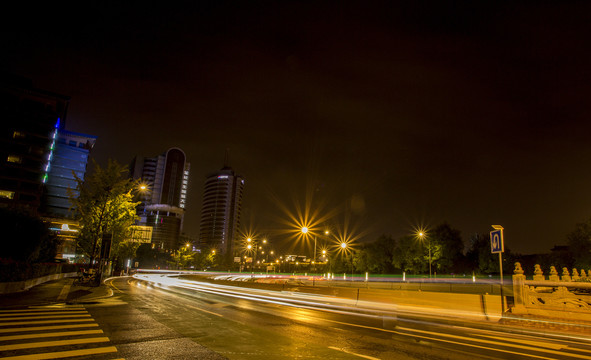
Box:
left=224, top=148, right=230, bottom=168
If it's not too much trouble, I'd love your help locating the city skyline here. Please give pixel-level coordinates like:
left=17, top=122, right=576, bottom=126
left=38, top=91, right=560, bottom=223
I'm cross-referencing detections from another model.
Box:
left=3, top=2, right=591, bottom=254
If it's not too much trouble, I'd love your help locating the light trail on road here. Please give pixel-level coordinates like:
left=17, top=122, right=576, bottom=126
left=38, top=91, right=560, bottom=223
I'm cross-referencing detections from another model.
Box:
left=125, top=272, right=591, bottom=360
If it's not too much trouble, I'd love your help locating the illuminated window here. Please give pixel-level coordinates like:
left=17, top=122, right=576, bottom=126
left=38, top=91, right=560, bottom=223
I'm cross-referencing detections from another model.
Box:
left=0, top=190, right=15, bottom=199
left=12, top=131, right=25, bottom=139
left=7, top=155, right=22, bottom=164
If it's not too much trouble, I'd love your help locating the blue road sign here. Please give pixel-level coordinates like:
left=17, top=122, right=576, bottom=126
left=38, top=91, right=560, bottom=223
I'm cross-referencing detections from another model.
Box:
left=490, top=229, right=504, bottom=253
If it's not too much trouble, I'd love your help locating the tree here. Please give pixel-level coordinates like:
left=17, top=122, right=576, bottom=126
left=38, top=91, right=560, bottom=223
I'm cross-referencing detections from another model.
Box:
left=466, top=233, right=497, bottom=274
left=169, top=245, right=195, bottom=269
left=392, top=235, right=425, bottom=274
left=353, top=235, right=396, bottom=273
left=431, top=222, right=465, bottom=273
left=69, top=159, right=139, bottom=266
left=567, top=219, right=591, bottom=270
left=466, top=233, right=514, bottom=275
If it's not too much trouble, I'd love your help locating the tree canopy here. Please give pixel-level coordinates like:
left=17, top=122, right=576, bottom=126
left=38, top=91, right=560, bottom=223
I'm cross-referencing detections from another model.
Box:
left=69, top=159, right=139, bottom=265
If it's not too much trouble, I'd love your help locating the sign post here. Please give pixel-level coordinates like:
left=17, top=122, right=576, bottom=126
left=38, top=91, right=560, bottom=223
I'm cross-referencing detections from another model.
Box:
left=490, top=225, right=505, bottom=313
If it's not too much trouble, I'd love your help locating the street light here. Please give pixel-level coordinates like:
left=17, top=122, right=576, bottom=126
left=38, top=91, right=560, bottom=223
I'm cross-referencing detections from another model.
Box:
left=301, top=227, right=317, bottom=272
left=419, top=231, right=431, bottom=278
left=340, top=242, right=353, bottom=280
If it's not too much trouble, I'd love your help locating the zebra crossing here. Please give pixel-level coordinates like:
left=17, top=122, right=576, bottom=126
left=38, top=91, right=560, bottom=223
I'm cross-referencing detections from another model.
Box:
left=0, top=305, right=122, bottom=360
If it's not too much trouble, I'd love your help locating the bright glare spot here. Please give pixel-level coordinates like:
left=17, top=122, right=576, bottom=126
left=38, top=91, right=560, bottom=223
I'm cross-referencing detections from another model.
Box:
left=341, top=242, right=347, bottom=249
left=301, top=227, right=308, bottom=234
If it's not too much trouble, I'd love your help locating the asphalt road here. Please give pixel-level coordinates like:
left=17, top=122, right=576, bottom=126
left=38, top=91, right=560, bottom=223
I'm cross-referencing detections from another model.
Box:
left=2, top=275, right=591, bottom=360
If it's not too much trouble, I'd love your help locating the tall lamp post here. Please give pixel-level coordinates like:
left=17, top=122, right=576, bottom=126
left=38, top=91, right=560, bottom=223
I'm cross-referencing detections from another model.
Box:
left=301, top=227, right=317, bottom=273
left=419, top=232, right=431, bottom=278
left=341, top=242, right=353, bottom=281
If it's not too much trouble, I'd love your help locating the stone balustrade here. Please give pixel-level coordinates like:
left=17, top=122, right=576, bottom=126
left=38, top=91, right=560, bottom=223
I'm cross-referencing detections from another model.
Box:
left=511, top=262, right=591, bottom=322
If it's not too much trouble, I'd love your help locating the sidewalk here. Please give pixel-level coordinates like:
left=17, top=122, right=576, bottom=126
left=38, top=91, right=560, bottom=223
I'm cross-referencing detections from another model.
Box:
left=0, top=277, right=113, bottom=308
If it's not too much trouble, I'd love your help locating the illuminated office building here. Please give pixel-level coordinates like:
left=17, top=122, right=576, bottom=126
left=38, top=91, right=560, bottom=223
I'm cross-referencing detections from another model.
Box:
left=130, top=148, right=190, bottom=250
left=42, top=130, right=96, bottom=217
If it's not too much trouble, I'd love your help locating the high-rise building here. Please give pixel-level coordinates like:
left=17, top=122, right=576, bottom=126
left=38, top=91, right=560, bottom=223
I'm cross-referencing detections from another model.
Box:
left=0, top=75, right=70, bottom=215
left=130, top=148, right=190, bottom=250
left=42, top=130, right=97, bottom=218
left=199, top=165, right=244, bottom=260
left=1, top=75, right=97, bottom=261
left=41, top=129, right=96, bottom=261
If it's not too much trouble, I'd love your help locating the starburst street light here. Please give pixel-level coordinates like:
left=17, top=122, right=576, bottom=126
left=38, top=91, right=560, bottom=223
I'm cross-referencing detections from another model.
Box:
left=416, top=229, right=431, bottom=278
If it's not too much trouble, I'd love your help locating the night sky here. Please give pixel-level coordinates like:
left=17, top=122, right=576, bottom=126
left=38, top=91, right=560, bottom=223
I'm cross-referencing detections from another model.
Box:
left=3, top=2, right=591, bottom=254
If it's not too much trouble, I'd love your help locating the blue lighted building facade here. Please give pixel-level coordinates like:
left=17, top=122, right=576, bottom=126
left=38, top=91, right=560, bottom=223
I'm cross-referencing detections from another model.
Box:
left=42, top=130, right=97, bottom=217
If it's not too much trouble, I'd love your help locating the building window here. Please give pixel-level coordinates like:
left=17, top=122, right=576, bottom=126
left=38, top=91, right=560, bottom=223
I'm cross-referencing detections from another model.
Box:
left=69, top=140, right=77, bottom=147
left=0, top=190, right=15, bottom=199
left=7, top=155, right=22, bottom=164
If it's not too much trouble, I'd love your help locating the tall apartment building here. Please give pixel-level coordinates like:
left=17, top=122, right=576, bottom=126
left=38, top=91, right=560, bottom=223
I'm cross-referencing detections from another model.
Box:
left=0, top=75, right=70, bottom=214
left=199, top=165, right=244, bottom=260
left=130, top=148, right=190, bottom=250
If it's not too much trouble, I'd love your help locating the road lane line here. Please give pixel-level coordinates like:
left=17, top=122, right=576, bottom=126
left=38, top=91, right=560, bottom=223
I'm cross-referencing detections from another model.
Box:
left=107, top=278, right=123, bottom=293
left=328, top=346, right=380, bottom=360
left=567, top=347, right=591, bottom=355
left=0, top=324, right=99, bottom=333
left=0, top=309, right=84, bottom=313
left=390, top=330, right=559, bottom=360
left=0, top=319, right=96, bottom=326
left=0, top=315, right=91, bottom=321
left=0, top=346, right=118, bottom=360
left=0, top=311, right=87, bottom=317
left=57, top=283, right=71, bottom=301
left=26, top=306, right=84, bottom=310
left=0, top=337, right=110, bottom=351
left=297, top=315, right=587, bottom=360
left=395, top=327, right=591, bottom=360
left=476, top=334, right=565, bottom=350
left=184, top=304, right=224, bottom=317
left=0, top=329, right=103, bottom=341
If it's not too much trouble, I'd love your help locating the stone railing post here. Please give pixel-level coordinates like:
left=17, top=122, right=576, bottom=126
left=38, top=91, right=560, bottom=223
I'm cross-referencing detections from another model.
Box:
left=561, top=267, right=571, bottom=282
left=549, top=266, right=560, bottom=282
left=533, top=264, right=545, bottom=281
left=572, top=268, right=580, bottom=281
left=512, top=262, right=527, bottom=314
